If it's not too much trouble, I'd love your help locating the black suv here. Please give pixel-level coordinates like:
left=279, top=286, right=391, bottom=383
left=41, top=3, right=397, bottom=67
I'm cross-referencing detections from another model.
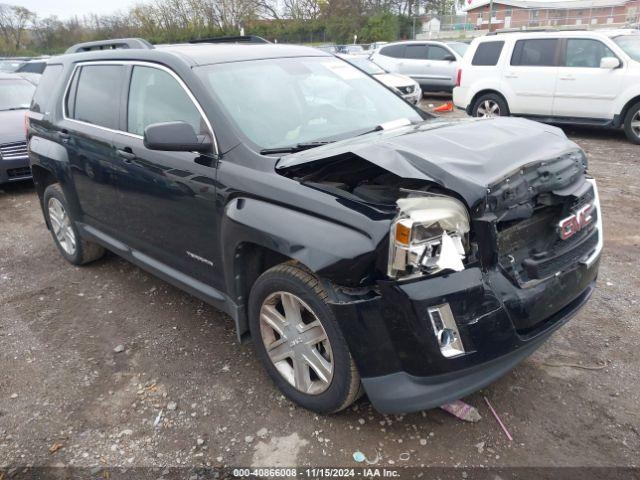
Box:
left=27, top=38, right=602, bottom=414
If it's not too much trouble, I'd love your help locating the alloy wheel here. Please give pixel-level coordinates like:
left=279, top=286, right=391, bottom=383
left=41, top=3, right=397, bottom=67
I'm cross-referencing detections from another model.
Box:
left=632, top=110, right=640, bottom=139
left=48, top=197, right=77, bottom=256
left=476, top=99, right=501, bottom=118
left=259, top=291, right=334, bottom=395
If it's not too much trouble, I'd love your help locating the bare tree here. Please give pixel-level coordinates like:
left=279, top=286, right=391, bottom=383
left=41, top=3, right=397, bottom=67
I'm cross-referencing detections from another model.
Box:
left=0, top=4, right=35, bottom=50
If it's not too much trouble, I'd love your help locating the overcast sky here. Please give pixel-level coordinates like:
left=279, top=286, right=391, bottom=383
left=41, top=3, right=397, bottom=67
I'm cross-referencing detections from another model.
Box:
left=17, top=0, right=143, bottom=18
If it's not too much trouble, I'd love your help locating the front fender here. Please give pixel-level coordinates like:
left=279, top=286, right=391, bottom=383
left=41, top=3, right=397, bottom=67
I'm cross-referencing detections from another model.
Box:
left=221, top=197, right=381, bottom=293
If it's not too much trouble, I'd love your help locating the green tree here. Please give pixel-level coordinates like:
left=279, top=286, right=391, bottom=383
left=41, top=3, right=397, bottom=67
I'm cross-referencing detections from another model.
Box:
left=358, top=11, right=398, bottom=42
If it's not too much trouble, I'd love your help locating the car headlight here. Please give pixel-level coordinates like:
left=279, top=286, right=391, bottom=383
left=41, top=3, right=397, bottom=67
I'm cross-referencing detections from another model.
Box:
left=388, top=195, right=470, bottom=279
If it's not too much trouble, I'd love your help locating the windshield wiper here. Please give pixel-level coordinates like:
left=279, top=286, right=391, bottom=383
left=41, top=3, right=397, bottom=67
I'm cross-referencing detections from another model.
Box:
left=356, top=118, right=415, bottom=138
left=260, top=140, right=334, bottom=155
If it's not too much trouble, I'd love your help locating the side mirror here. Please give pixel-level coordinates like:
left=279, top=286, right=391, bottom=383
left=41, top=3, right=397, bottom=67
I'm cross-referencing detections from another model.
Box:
left=143, top=121, right=212, bottom=153
left=443, top=54, right=456, bottom=62
left=600, top=57, right=621, bottom=69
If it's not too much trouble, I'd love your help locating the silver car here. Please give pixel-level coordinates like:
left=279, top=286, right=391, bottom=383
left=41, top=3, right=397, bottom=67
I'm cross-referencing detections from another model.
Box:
left=370, top=41, right=468, bottom=92
left=338, top=55, right=422, bottom=104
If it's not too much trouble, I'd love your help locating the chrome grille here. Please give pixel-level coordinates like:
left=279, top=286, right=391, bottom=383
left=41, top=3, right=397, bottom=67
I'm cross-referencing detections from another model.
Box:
left=0, top=141, right=28, bottom=160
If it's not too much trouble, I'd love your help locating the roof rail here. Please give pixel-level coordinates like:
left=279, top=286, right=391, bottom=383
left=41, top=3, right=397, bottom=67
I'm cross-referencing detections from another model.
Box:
left=65, top=38, right=154, bottom=54
left=487, top=27, right=588, bottom=35
left=189, top=35, right=271, bottom=44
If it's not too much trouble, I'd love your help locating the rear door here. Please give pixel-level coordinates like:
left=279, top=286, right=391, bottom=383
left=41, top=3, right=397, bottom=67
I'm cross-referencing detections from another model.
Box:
left=111, top=64, right=221, bottom=288
left=61, top=63, right=127, bottom=233
left=503, top=38, right=560, bottom=115
left=553, top=38, right=623, bottom=119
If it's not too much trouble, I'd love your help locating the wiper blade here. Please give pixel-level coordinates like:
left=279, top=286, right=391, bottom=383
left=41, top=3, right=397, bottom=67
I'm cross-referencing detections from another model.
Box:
left=356, top=118, right=414, bottom=137
left=260, top=141, right=334, bottom=155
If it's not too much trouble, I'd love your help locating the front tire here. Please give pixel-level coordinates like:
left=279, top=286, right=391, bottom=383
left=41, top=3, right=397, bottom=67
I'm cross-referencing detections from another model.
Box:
left=43, top=184, right=105, bottom=265
left=623, top=102, right=640, bottom=145
left=472, top=93, right=509, bottom=118
left=248, top=263, right=361, bottom=413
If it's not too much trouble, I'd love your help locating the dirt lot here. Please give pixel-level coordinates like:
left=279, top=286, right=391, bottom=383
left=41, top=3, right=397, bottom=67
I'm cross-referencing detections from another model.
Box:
left=1, top=98, right=639, bottom=475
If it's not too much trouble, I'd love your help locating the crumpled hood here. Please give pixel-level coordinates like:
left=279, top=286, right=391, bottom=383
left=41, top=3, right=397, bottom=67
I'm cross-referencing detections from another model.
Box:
left=0, top=109, right=27, bottom=145
left=277, top=117, right=581, bottom=207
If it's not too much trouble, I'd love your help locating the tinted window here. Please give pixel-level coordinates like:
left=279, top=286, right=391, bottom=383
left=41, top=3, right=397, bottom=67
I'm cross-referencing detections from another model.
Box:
left=18, top=62, right=46, bottom=74
left=472, top=41, right=505, bottom=66
left=565, top=39, right=616, bottom=67
left=511, top=39, right=558, bottom=66
left=379, top=44, right=404, bottom=58
left=405, top=44, right=429, bottom=60
left=427, top=46, right=451, bottom=60
left=31, top=64, right=63, bottom=113
left=71, top=65, right=124, bottom=129
left=127, top=66, right=205, bottom=136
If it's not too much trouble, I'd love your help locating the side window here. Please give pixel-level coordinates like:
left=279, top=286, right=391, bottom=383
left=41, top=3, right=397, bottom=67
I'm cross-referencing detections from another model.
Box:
left=427, top=46, right=452, bottom=60
left=69, top=65, right=124, bottom=129
left=472, top=41, right=505, bottom=66
left=511, top=39, right=559, bottom=66
left=379, top=44, right=404, bottom=58
left=565, top=39, right=616, bottom=68
left=127, top=66, right=205, bottom=137
left=405, top=44, right=429, bottom=60
left=31, top=64, right=63, bottom=113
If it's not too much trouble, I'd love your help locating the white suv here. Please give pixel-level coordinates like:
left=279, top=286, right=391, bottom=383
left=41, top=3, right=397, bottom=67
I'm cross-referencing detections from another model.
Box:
left=453, top=30, right=640, bottom=143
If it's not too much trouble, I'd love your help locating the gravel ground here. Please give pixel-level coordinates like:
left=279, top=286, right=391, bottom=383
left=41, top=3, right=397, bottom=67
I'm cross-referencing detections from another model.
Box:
left=1, top=97, right=639, bottom=474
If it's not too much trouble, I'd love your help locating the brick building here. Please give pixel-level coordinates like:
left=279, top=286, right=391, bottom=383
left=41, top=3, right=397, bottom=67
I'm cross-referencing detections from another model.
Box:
left=463, top=0, right=640, bottom=30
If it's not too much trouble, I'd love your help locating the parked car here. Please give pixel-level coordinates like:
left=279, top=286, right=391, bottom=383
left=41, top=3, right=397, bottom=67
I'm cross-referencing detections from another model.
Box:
left=28, top=38, right=602, bottom=414
left=0, top=73, right=35, bottom=184
left=453, top=30, right=640, bottom=144
left=338, top=54, right=422, bottom=104
left=0, top=59, right=27, bottom=73
left=370, top=40, right=469, bottom=92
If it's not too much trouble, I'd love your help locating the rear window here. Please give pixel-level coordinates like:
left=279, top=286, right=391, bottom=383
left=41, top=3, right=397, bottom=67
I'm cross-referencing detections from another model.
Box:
left=18, top=62, right=46, bottom=74
left=379, top=44, right=404, bottom=58
left=511, top=39, right=559, bottom=66
left=31, top=64, right=63, bottom=113
left=472, top=41, right=505, bottom=66
left=68, top=65, right=124, bottom=129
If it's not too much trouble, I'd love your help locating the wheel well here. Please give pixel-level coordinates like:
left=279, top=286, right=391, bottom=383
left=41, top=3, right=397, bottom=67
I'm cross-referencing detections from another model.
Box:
left=31, top=165, right=58, bottom=227
left=233, top=242, right=295, bottom=340
left=619, top=96, right=640, bottom=126
left=469, top=89, right=509, bottom=113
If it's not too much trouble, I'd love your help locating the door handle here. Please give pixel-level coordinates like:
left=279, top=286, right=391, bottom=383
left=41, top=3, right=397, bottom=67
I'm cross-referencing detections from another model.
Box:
left=559, top=76, right=575, bottom=81
left=505, top=73, right=518, bottom=79
left=116, top=148, right=136, bottom=163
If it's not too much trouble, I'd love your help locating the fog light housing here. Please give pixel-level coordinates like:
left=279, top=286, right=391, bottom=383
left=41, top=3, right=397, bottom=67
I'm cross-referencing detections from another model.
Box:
left=427, top=304, right=465, bottom=358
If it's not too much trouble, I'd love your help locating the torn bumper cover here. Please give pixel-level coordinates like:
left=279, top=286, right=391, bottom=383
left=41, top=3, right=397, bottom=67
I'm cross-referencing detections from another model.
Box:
left=329, top=253, right=600, bottom=414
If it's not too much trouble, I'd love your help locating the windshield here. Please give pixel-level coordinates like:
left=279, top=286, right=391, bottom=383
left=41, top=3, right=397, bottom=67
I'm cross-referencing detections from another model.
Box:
left=342, top=56, right=386, bottom=75
left=0, top=61, right=26, bottom=73
left=0, top=78, right=35, bottom=110
left=614, top=35, right=640, bottom=62
left=446, top=42, right=469, bottom=57
left=197, top=57, right=422, bottom=150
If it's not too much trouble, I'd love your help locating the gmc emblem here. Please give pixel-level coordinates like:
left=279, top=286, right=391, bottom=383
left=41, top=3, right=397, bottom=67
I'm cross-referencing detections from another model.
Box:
left=558, top=204, right=594, bottom=240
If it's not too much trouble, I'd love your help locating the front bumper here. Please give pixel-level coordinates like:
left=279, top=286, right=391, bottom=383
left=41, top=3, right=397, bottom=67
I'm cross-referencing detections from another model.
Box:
left=0, top=155, right=32, bottom=184
left=330, top=253, right=600, bottom=414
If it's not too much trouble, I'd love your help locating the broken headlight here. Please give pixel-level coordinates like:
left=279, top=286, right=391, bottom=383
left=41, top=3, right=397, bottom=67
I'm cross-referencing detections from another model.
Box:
left=388, top=195, right=470, bottom=279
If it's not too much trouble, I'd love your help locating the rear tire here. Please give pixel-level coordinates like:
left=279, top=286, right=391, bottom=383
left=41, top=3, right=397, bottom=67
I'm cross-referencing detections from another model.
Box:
left=248, top=263, right=361, bottom=413
left=472, top=93, right=509, bottom=118
left=623, top=102, right=640, bottom=145
left=43, top=184, right=105, bottom=265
